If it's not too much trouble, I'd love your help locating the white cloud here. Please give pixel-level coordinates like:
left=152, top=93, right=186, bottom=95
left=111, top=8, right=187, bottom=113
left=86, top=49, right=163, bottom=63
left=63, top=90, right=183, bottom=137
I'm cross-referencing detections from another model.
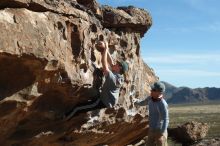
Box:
left=185, top=0, right=204, bottom=8
left=156, top=69, right=220, bottom=77
left=162, top=27, right=192, bottom=33
left=184, top=0, right=220, bottom=15
left=155, top=22, right=220, bottom=34
left=143, top=53, right=220, bottom=65
left=196, top=22, right=220, bottom=32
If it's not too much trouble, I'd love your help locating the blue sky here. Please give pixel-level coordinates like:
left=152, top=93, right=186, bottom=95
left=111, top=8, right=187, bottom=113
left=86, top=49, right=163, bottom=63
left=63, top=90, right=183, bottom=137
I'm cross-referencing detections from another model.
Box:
left=98, top=0, right=220, bottom=88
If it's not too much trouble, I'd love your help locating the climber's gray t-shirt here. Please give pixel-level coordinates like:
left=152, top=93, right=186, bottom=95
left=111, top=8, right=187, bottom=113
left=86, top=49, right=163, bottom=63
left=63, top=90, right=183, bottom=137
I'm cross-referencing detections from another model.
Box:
left=100, top=70, right=124, bottom=108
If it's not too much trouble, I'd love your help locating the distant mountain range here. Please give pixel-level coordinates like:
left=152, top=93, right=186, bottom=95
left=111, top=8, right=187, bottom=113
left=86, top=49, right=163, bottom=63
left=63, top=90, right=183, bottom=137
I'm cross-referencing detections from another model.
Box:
left=162, top=81, right=220, bottom=104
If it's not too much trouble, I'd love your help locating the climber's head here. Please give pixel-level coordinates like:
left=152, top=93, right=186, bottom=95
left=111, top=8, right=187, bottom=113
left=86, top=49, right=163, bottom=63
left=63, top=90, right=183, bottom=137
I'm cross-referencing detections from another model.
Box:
left=112, top=61, right=128, bottom=74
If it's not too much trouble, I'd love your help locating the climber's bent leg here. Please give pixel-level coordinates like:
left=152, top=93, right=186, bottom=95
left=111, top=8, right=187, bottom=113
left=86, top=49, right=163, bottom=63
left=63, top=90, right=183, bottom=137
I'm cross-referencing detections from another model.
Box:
left=65, top=98, right=104, bottom=120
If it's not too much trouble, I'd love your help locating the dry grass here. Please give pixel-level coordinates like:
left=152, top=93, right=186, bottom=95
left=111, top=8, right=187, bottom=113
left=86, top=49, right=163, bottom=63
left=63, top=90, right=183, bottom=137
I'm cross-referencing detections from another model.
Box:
left=168, top=103, right=220, bottom=138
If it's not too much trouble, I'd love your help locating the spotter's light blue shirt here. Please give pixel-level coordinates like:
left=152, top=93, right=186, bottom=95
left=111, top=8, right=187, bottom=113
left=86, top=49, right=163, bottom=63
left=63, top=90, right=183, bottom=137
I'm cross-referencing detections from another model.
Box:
left=135, top=96, right=169, bottom=134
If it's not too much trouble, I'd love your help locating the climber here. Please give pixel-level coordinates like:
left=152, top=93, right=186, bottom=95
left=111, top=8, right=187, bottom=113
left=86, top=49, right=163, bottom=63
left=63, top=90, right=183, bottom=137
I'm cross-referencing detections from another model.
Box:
left=64, top=40, right=128, bottom=120
left=134, top=81, right=169, bottom=146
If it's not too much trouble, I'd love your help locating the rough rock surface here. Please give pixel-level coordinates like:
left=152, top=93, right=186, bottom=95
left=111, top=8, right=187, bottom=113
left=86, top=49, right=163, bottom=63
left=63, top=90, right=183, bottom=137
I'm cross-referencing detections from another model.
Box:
left=0, top=0, right=157, bottom=146
left=168, top=121, right=209, bottom=145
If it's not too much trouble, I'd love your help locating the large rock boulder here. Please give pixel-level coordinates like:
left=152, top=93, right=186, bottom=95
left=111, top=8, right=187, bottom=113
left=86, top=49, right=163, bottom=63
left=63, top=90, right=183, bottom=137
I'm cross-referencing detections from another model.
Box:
left=0, top=0, right=157, bottom=145
left=169, top=121, right=209, bottom=144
